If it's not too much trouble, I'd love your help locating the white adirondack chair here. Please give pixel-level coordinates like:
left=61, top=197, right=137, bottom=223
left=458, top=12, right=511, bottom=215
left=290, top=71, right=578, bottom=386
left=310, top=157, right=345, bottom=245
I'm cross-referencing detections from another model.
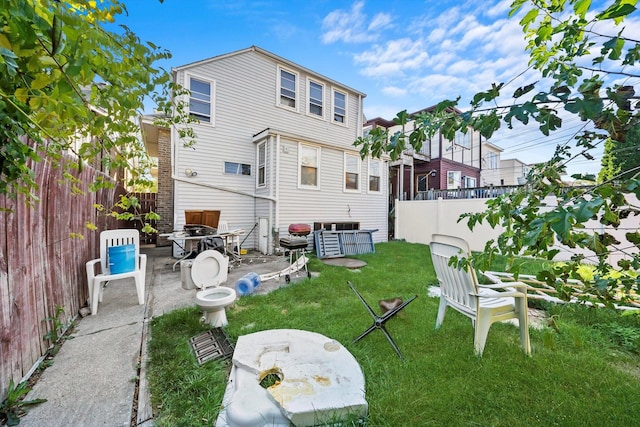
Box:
left=85, top=229, right=147, bottom=315
left=429, top=235, right=531, bottom=356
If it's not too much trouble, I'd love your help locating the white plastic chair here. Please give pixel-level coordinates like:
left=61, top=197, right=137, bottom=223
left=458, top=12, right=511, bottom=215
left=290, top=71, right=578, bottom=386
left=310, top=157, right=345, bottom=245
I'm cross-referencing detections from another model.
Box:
left=429, top=235, right=531, bottom=356
left=85, top=229, right=147, bottom=315
left=217, top=220, right=244, bottom=261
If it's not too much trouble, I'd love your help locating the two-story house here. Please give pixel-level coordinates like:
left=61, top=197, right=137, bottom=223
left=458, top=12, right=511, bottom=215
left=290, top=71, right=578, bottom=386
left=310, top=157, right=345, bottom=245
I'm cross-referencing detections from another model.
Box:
left=365, top=106, right=482, bottom=201
left=480, top=141, right=531, bottom=186
left=142, top=46, right=388, bottom=255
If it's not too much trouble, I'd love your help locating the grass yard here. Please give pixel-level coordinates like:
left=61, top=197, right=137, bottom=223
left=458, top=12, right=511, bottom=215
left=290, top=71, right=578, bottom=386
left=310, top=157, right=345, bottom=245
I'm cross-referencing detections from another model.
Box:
left=147, top=240, right=640, bottom=426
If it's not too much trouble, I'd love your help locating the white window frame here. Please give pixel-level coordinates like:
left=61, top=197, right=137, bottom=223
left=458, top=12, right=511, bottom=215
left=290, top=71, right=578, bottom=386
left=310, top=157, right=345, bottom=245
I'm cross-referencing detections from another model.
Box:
left=257, top=142, right=266, bottom=188
left=367, top=158, right=382, bottom=193
left=455, top=130, right=470, bottom=148
left=277, top=66, right=298, bottom=111
left=307, top=80, right=324, bottom=118
left=487, top=152, right=499, bottom=169
left=332, top=88, right=347, bottom=126
left=344, top=152, right=360, bottom=192
left=464, top=176, right=476, bottom=188
left=298, top=143, right=320, bottom=189
left=224, top=161, right=251, bottom=176
left=187, top=73, right=215, bottom=125
left=447, top=171, right=461, bottom=189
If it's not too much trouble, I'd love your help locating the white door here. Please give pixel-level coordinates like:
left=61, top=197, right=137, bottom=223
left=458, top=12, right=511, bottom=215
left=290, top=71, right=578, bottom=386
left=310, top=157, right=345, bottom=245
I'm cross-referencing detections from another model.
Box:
left=259, top=218, right=269, bottom=254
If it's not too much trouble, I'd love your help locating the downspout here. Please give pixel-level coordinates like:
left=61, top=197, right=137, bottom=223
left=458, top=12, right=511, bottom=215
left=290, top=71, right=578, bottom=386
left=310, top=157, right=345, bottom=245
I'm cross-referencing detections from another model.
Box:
left=275, top=134, right=281, bottom=249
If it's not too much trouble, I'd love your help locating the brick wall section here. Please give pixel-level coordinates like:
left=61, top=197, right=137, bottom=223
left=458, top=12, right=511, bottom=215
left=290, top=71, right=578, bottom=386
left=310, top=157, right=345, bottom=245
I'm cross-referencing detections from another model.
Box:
left=156, top=127, right=174, bottom=246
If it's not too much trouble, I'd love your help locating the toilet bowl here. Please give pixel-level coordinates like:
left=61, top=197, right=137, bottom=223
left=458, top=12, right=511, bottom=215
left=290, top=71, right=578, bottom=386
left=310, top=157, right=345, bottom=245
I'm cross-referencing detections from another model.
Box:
left=195, top=287, right=236, bottom=327
left=191, top=250, right=236, bottom=327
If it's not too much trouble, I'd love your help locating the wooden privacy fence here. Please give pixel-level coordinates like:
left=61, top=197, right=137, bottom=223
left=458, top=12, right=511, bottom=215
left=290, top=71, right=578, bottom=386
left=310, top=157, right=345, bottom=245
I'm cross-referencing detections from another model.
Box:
left=0, top=155, right=124, bottom=401
left=130, top=192, right=157, bottom=245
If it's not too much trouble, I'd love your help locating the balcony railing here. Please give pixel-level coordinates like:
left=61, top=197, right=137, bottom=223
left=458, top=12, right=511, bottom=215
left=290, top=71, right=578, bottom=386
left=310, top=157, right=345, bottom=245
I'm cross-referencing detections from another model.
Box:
left=415, top=185, right=522, bottom=200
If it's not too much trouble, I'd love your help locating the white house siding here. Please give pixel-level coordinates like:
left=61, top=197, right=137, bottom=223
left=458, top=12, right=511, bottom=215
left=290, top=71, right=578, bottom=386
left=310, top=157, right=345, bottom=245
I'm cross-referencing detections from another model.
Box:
left=275, top=136, right=388, bottom=243
left=170, top=47, right=386, bottom=254
left=500, top=159, right=529, bottom=185
left=481, top=143, right=502, bottom=186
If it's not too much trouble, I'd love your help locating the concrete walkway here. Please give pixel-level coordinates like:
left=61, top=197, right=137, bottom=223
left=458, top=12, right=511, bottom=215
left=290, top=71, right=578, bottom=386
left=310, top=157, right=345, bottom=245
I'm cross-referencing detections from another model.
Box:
left=20, top=246, right=296, bottom=426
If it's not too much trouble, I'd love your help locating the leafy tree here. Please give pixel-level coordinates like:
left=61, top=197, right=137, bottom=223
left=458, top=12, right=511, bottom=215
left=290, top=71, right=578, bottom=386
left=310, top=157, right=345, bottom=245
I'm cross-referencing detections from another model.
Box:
left=0, top=0, right=193, bottom=231
left=599, top=124, right=640, bottom=182
left=356, top=0, right=640, bottom=304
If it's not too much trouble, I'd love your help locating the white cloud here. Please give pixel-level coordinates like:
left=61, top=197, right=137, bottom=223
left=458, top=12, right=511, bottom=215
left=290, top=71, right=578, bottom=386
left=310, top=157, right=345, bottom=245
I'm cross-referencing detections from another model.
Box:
left=354, top=38, right=429, bottom=78
left=368, top=12, right=392, bottom=32
left=381, top=86, right=408, bottom=97
left=448, top=59, right=479, bottom=76
left=484, top=0, right=512, bottom=19
left=321, top=1, right=392, bottom=44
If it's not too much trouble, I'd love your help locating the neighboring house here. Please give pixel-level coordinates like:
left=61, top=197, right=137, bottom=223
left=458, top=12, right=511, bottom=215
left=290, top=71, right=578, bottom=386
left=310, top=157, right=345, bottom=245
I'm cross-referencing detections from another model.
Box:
left=142, top=46, right=388, bottom=254
left=480, top=141, right=531, bottom=186
left=365, top=106, right=482, bottom=201
left=499, top=158, right=531, bottom=185
left=480, top=140, right=503, bottom=186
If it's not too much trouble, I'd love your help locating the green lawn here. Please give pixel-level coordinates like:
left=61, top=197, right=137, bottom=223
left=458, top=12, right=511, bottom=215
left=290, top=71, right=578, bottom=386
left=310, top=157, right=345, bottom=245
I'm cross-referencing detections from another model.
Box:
left=147, top=241, right=640, bottom=426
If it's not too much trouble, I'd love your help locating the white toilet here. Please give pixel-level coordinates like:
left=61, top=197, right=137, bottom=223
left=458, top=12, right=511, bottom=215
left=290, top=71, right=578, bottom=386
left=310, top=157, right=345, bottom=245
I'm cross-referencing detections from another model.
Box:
left=191, top=250, right=236, bottom=327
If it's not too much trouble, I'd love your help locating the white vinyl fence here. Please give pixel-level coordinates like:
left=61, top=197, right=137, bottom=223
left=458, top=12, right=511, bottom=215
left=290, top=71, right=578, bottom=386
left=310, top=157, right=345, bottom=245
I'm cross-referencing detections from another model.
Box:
left=394, top=194, right=639, bottom=266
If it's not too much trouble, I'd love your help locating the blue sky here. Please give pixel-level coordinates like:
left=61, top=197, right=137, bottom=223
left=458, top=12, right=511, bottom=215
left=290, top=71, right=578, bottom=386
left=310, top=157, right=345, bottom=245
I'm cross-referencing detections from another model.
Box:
left=117, top=0, right=640, bottom=177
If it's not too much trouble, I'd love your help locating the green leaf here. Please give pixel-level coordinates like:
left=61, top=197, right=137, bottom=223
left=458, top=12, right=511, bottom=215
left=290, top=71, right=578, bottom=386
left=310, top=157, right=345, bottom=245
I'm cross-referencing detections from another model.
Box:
left=573, top=198, right=601, bottom=222
left=574, top=0, right=592, bottom=16
left=520, top=8, right=539, bottom=31
left=597, top=2, right=636, bottom=23
left=601, top=36, right=624, bottom=60
left=513, top=82, right=536, bottom=98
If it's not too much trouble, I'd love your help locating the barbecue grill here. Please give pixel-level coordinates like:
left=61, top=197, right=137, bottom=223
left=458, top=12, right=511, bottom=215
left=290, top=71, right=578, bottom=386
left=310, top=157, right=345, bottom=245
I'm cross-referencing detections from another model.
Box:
left=279, top=223, right=312, bottom=283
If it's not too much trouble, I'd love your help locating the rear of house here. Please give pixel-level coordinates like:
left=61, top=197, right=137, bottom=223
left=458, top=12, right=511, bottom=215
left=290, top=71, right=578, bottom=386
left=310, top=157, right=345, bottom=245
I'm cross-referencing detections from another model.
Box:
left=166, top=46, right=387, bottom=254
left=366, top=106, right=482, bottom=201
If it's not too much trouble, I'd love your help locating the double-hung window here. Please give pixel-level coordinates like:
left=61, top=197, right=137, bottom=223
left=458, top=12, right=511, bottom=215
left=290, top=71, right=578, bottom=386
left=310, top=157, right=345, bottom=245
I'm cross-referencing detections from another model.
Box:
left=487, top=152, right=499, bottom=169
left=299, top=144, right=319, bottom=188
left=257, top=143, right=266, bottom=188
left=333, top=89, right=346, bottom=124
left=279, top=68, right=297, bottom=109
left=344, top=153, right=360, bottom=191
left=308, top=80, right=323, bottom=117
left=368, top=159, right=382, bottom=192
left=189, top=76, right=214, bottom=124
left=455, top=130, right=470, bottom=148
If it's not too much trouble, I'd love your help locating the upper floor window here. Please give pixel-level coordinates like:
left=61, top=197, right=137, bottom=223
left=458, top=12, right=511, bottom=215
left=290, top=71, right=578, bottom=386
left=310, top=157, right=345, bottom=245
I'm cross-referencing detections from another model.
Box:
left=487, top=152, right=499, bottom=169
left=368, top=159, right=382, bottom=192
left=333, top=89, right=346, bottom=124
left=308, top=80, right=324, bottom=117
left=455, top=130, right=470, bottom=148
left=279, top=68, right=297, bottom=109
left=344, top=153, right=360, bottom=191
left=225, top=161, right=251, bottom=176
left=299, top=144, right=319, bottom=188
left=257, top=143, right=266, bottom=187
left=189, top=76, right=214, bottom=124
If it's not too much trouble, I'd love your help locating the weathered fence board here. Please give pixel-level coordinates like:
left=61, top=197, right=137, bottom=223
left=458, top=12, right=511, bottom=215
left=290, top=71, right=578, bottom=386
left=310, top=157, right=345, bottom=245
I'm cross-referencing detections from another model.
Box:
left=0, top=153, right=126, bottom=401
